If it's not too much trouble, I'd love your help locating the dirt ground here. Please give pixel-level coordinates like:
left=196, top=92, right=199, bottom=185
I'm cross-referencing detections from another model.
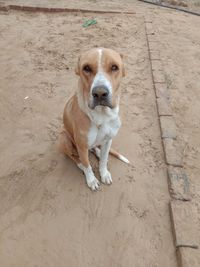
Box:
left=0, top=6, right=179, bottom=267
left=0, top=0, right=135, bottom=10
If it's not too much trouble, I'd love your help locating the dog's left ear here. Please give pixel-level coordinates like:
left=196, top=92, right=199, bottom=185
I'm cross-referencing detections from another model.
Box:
left=75, top=55, right=80, bottom=76
left=120, top=53, right=126, bottom=77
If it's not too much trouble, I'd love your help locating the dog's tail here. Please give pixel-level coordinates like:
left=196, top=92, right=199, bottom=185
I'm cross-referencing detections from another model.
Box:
left=109, top=148, right=130, bottom=164
left=92, top=147, right=130, bottom=164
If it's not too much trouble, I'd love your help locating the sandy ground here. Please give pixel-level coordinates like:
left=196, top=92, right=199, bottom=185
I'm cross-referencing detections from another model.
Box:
left=0, top=7, right=178, bottom=267
left=152, top=8, right=200, bottom=257
left=0, top=0, right=135, bottom=10
left=2, top=0, right=200, bottom=13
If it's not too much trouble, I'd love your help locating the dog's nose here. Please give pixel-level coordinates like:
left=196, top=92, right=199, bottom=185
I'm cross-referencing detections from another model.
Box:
left=92, top=85, right=109, bottom=101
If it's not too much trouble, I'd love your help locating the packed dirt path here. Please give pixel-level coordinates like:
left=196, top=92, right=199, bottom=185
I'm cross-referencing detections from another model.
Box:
left=0, top=5, right=178, bottom=267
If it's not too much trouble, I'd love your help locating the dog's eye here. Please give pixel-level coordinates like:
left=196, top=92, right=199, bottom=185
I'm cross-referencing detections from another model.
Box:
left=83, top=65, right=92, bottom=73
left=111, top=64, right=119, bottom=71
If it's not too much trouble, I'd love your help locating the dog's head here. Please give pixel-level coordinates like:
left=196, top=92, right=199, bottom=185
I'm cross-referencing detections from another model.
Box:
left=75, top=48, right=125, bottom=109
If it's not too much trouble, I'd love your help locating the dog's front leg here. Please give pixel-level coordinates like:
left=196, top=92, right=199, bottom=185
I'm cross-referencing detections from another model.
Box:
left=99, top=139, right=112, bottom=184
left=77, top=146, right=100, bottom=191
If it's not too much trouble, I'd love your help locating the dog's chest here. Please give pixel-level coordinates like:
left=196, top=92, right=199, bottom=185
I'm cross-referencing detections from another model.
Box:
left=88, top=116, right=121, bottom=148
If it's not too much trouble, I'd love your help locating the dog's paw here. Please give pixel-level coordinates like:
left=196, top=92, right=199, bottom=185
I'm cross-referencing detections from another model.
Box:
left=87, top=177, right=100, bottom=191
left=101, top=170, right=112, bottom=185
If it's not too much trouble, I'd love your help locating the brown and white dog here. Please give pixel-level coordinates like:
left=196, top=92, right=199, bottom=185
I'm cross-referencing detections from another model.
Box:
left=58, top=48, right=129, bottom=191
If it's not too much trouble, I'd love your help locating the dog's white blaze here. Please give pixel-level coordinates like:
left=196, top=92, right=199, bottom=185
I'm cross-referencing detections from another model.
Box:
left=90, top=48, right=112, bottom=95
left=98, top=48, right=103, bottom=70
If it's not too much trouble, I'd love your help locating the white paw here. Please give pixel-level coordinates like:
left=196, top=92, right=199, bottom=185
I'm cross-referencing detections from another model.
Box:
left=101, top=170, right=112, bottom=185
left=87, top=177, right=100, bottom=191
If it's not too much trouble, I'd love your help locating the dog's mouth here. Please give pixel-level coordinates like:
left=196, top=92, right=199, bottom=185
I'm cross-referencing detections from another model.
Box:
left=89, top=99, right=113, bottom=110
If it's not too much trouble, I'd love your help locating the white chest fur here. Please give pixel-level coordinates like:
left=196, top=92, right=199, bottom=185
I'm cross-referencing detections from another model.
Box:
left=87, top=106, right=121, bottom=148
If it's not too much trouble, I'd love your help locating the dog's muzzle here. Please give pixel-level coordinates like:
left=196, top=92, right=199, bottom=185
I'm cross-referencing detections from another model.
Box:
left=90, top=85, right=112, bottom=109
left=88, top=72, right=113, bottom=109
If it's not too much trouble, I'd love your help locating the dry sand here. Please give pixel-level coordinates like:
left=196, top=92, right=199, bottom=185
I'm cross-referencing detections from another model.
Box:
left=0, top=5, right=179, bottom=267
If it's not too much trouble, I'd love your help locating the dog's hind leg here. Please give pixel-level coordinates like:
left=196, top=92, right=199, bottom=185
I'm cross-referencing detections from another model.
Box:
left=58, top=128, right=80, bottom=164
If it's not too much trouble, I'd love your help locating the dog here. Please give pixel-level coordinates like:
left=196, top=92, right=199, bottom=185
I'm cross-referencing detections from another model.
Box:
left=58, top=48, right=129, bottom=191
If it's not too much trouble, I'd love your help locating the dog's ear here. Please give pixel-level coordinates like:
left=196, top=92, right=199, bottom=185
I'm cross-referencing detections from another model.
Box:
left=75, top=55, right=80, bottom=76
left=120, top=53, right=126, bottom=77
